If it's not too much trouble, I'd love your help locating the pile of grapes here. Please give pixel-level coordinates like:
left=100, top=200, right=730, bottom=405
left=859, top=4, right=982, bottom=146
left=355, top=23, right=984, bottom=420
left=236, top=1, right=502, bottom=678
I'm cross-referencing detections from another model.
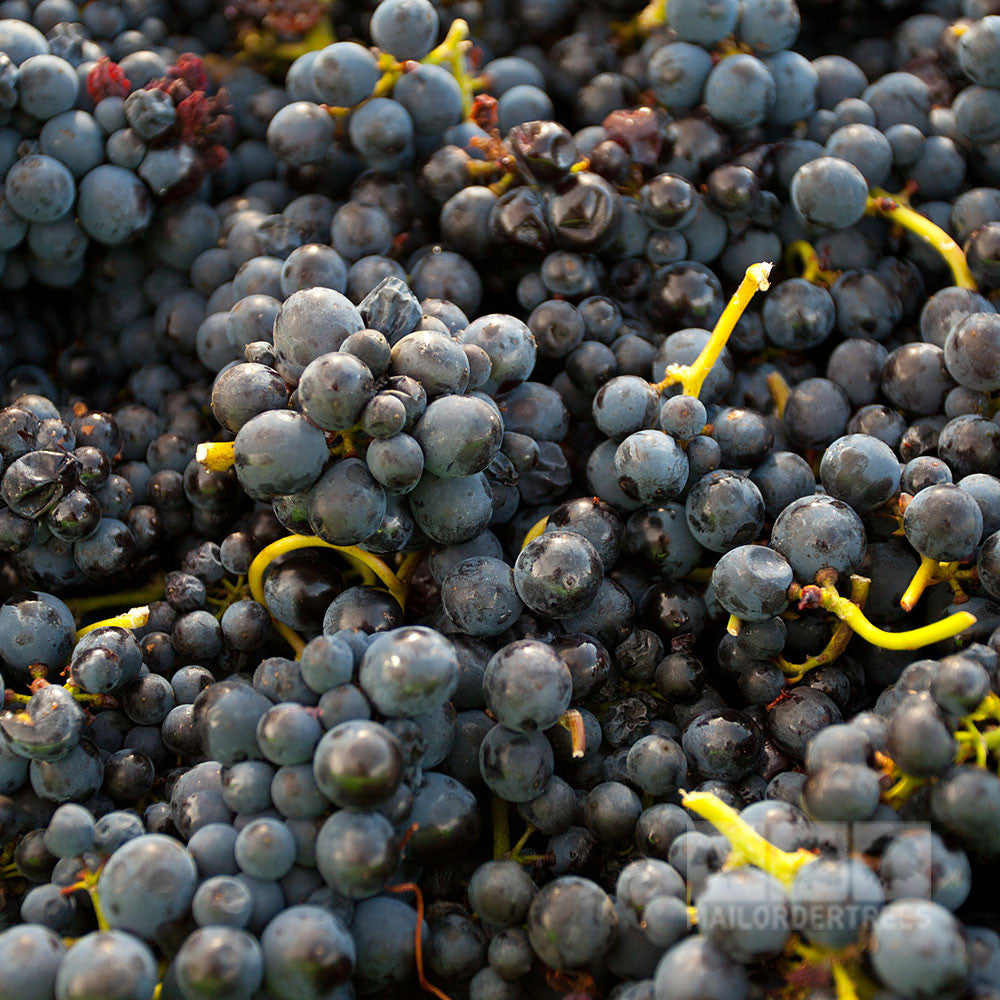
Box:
left=4, top=0, right=1000, bottom=997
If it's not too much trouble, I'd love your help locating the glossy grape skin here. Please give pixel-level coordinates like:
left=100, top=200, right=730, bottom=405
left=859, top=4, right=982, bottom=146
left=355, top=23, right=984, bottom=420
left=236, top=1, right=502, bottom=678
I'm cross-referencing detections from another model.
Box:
left=615, top=430, right=689, bottom=504
left=514, top=530, right=603, bottom=619
left=233, top=410, right=328, bottom=500
left=483, top=639, right=572, bottom=734
left=771, top=494, right=865, bottom=584
left=713, top=547, right=788, bottom=629
left=683, top=708, right=763, bottom=782
left=1, top=683, right=84, bottom=761
left=0, top=591, right=74, bottom=672
left=442, top=557, right=523, bottom=637
left=479, top=724, right=554, bottom=802
left=359, top=626, right=458, bottom=717
left=306, top=458, right=387, bottom=547
left=819, top=433, right=901, bottom=513
left=903, top=483, right=983, bottom=562
left=685, top=470, right=765, bottom=553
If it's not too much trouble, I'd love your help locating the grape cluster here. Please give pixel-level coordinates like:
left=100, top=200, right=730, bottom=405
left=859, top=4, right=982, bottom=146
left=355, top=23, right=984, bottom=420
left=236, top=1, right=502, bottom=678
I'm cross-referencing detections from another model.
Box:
left=6, top=0, right=1000, bottom=998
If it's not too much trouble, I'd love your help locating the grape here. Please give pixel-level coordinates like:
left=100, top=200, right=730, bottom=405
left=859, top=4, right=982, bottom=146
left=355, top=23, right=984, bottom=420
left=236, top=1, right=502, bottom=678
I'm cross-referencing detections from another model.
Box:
left=0, top=924, right=65, bottom=1000
left=704, top=54, right=776, bottom=129
left=870, top=900, right=969, bottom=1000
left=260, top=905, right=356, bottom=998
left=316, top=809, right=398, bottom=898
left=791, top=156, right=869, bottom=229
left=311, top=42, right=380, bottom=107
left=174, top=926, right=264, bottom=1000
left=55, top=931, right=158, bottom=1000
left=98, top=833, right=198, bottom=939
left=348, top=98, right=414, bottom=173
left=528, top=876, right=618, bottom=971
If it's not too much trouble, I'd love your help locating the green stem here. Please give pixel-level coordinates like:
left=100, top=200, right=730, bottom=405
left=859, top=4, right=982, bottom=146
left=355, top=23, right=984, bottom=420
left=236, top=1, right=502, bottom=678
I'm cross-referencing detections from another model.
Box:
left=492, top=796, right=510, bottom=860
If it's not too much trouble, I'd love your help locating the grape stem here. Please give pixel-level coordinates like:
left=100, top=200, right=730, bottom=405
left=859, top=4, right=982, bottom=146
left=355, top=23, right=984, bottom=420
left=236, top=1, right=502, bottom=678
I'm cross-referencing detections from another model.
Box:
left=422, top=19, right=475, bottom=118
left=557, top=709, right=587, bottom=758
left=777, top=576, right=869, bottom=681
left=655, top=262, right=773, bottom=399
left=520, top=515, right=549, bottom=551
left=681, top=790, right=815, bottom=888
left=247, top=533, right=408, bottom=658
left=384, top=882, right=453, bottom=1000
left=614, top=0, right=668, bottom=41
left=75, top=606, right=150, bottom=640
left=900, top=555, right=961, bottom=612
left=789, top=574, right=975, bottom=651
left=865, top=189, right=977, bottom=290
left=784, top=240, right=841, bottom=287
left=65, top=576, right=165, bottom=620
left=195, top=440, right=236, bottom=472
left=491, top=795, right=510, bottom=860
left=63, top=864, right=110, bottom=931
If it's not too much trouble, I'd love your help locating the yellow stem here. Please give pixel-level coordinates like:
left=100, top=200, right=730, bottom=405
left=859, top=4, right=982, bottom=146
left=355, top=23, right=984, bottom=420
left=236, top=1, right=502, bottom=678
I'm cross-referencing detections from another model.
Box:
left=397, top=549, right=425, bottom=583
left=778, top=577, right=869, bottom=680
left=883, top=772, right=926, bottom=807
left=247, top=534, right=407, bottom=658
left=422, top=18, right=474, bottom=116
left=520, top=516, right=549, bottom=551
left=65, top=576, right=165, bottom=620
left=785, top=240, right=840, bottom=287
left=195, top=441, right=236, bottom=472
left=726, top=614, right=741, bottom=636
left=488, top=171, right=517, bottom=196
left=558, top=709, right=587, bottom=759
left=900, top=555, right=958, bottom=612
left=766, top=370, right=791, bottom=419
left=656, top=263, right=773, bottom=399
left=866, top=189, right=977, bottom=290
left=685, top=567, right=714, bottom=584
left=84, top=867, right=110, bottom=931
left=832, top=962, right=862, bottom=1000
left=817, top=576, right=974, bottom=650
left=76, top=606, right=149, bottom=639
left=681, top=790, right=815, bottom=888
left=958, top=723, right=989, bottom=768
left=508, top=824, right=535, bottom=861
left=270, top=15, right=336, bottom=62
